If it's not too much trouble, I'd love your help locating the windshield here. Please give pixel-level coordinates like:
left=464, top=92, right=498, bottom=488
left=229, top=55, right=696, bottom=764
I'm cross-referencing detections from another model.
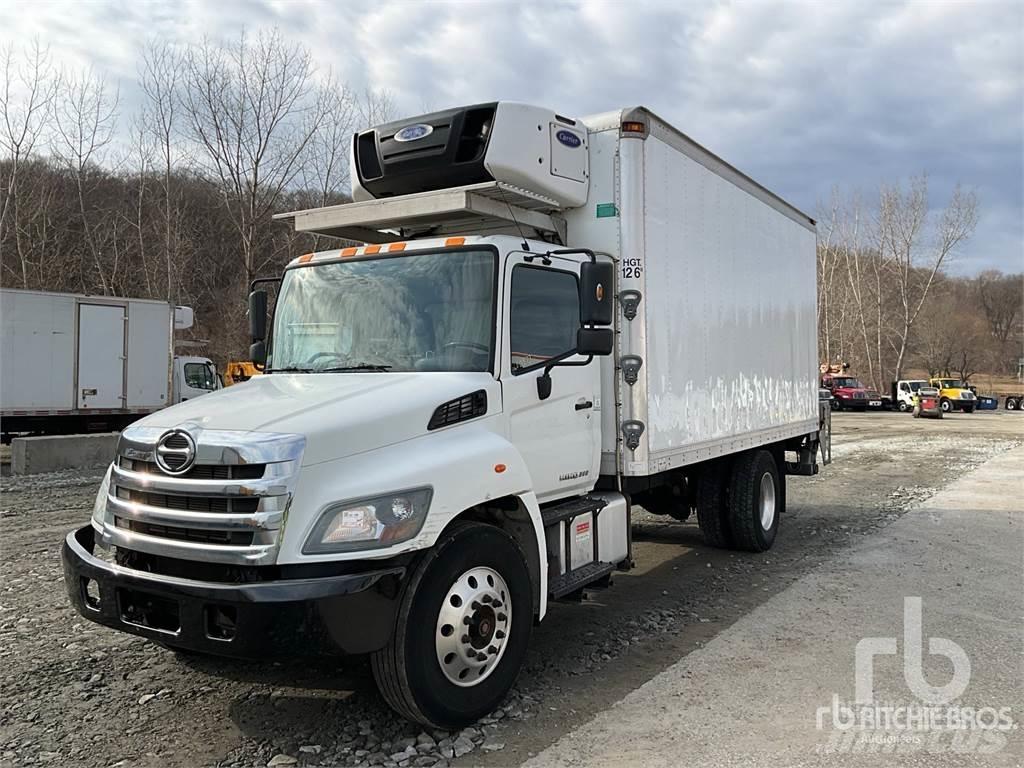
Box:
left=269, top=249, right=496, bottom=373
left=831, top=377, right=864, bottom=388
left=937, top=379, right=966, bottom=389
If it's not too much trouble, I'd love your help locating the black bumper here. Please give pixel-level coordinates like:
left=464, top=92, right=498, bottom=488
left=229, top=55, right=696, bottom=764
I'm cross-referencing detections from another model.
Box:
left=62, top=526, right=406, bottom=658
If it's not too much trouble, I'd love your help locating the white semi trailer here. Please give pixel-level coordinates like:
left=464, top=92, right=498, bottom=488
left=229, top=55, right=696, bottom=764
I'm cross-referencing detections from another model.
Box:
left=63, top=103, right=828, bottom=728
left=1, top=289, right=219, bottom=438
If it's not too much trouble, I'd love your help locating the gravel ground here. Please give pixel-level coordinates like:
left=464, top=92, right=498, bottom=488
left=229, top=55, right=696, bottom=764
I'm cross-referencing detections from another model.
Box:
left=1, top=412, right=1020, bottom=768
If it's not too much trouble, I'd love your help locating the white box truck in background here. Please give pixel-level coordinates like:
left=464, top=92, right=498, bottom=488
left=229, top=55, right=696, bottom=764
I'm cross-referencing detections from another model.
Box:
left=63, top=103, right=829, bottom=729
left=1, top=289, right=219, bottom=439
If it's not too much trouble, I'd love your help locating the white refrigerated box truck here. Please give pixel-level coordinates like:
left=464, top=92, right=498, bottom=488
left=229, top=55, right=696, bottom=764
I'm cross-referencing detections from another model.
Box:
left=63, top=103, right=829, bottom=729
left=1, top=289, right=219, bottom=437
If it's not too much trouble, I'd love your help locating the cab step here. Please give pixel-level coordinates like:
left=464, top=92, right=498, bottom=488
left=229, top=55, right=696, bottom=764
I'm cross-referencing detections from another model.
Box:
left=549, top=561, right=616, bottom=599
left=540, top=495, right=607, bottom=528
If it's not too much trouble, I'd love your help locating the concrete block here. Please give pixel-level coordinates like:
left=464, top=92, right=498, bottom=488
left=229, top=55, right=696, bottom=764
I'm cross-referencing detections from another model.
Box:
left=11, top=432, right=119, bottom=475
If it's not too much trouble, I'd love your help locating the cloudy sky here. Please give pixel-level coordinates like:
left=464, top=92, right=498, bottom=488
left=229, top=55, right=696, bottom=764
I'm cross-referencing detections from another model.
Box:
left=3, top=0, right=1022, bottom=274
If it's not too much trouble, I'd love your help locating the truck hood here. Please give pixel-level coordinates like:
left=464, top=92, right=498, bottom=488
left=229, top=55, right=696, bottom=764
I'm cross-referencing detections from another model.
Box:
left=133, top=372, right=499, bottom=465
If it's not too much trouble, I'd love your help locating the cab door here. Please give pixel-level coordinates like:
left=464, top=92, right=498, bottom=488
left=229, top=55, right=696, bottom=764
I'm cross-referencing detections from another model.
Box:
left=500, top=255, right=601, bottom=503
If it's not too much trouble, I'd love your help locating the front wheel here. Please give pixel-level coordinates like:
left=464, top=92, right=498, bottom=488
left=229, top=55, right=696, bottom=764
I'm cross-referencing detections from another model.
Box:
left=940, top=398, right=952, bottom=413
left=898, top=402, right=909, bottom=413
left=727, top=450, right=782, bottom=552
left=371, top=522, right=532, bottom=729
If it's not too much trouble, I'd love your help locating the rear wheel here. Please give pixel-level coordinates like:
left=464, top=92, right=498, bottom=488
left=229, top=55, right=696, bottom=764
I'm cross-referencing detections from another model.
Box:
left=963, top=405, right=974, bottom=414
left=696, top=460, right=733, bottom=548
left=1007, top=398, right=1018, bottom=411
left=727, top=450, right=782, bottom=552
left=371, top=522, right=532, bottom=729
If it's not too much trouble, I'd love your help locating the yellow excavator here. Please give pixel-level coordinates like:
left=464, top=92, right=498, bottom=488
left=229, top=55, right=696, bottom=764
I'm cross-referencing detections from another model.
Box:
left=223, top=360, right=262, bottom=386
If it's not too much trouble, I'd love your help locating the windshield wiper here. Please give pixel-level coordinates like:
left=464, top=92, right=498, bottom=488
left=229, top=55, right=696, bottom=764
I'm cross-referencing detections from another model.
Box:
left=318, top=364, right=393, bottom=372
left=265, top=366, right=316, bottom=374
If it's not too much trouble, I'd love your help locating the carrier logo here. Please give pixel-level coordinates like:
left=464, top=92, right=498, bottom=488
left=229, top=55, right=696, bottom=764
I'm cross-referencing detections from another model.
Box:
left=155, top=429, right=196, bottom=475
left=394, top=123, right=434, bottom=142
left=555, top=129, right=582, bottom=148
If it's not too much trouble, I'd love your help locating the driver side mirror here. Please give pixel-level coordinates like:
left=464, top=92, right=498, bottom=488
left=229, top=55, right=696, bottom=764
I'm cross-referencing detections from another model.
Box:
left=577, top=327, right=613, bottom=356
left=249, top=290, right=267, bottom=342
left=249, top=290, right=268, bottom=366
left=579, top=260, right=614, bottom=326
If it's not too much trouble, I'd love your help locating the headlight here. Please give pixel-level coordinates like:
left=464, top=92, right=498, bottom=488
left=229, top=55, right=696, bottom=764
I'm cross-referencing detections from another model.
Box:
left=92, top=465, right=112, bottom=528
left=303, top=488, right=432, bottom=554
left=838, top=393, right=850, bottom=398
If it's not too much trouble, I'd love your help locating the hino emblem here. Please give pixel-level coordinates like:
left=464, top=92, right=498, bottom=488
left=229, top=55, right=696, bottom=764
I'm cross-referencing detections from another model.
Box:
left=155, top=429, right=197, bottom=475
left=394, top=123, right=434, bottom=143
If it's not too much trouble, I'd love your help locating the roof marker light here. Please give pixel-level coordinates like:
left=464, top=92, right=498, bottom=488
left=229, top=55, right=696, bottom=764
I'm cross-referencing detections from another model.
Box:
left=340, top=247, right=358, bottom=257
left=445, top=237, right=466, bottom=247
left=297, top=253, right=314, bottom=263
left=364, top=245, right=382, bottom=254
left=387, top=243, right=407, bottom=252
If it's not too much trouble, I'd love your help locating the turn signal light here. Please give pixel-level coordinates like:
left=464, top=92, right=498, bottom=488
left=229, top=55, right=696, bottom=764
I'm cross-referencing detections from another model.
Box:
left=621, top=121, right=646, bottom=134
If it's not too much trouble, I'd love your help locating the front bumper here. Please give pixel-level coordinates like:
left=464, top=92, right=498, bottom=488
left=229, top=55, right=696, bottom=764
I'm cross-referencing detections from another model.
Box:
left=62, top=526, right=406, bottom=658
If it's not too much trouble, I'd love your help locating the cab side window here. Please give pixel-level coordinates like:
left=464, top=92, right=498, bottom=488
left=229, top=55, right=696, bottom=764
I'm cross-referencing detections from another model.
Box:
left=509, top=266, right=579, bottom=374
left=184, top=362, right=216, bottom=390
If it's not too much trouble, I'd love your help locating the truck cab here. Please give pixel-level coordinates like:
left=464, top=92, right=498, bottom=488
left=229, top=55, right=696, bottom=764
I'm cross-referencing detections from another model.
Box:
left=171, top=355, right=220, bottom=403
left=892, top=379, right=927, bottom=412
left=929, top=377, right=976, bottom=413
left=820, top=373, right=869, bottom=411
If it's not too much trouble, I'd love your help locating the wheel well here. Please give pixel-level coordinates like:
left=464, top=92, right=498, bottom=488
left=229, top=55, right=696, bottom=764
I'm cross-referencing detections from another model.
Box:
left=440, top=497, right=542, bottom=617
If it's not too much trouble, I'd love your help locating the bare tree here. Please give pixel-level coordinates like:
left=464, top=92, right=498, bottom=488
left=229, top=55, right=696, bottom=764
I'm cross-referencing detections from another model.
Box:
left=0, top=39, right=59, bottom=286
left=51, top=66, right=119, bottom=294
left=140, top=40, right=186, bottom=301
left=180, top=29, right=330, bottom=288
left=975, top=270, right=1023, bottom=372
left=876, top=176, right=977, bottom=381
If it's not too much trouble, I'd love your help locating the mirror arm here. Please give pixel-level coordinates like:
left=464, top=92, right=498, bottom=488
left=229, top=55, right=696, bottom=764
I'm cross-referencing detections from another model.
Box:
left=537, top=352, right=594, bottom=401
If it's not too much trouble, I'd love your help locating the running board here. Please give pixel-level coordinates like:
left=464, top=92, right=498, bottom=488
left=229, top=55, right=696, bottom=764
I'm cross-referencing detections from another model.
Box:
left=540, top=495, right=607, bottom=528
left=549, top=561, right=616, bottom=599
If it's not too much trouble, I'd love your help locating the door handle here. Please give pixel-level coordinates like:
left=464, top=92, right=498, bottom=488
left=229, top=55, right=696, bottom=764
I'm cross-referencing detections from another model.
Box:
left=574, top=399, right=594, bottom=411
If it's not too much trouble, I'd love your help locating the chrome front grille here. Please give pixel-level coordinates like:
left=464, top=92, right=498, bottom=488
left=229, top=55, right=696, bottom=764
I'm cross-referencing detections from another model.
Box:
left=96, top=426, right=305, bottom=565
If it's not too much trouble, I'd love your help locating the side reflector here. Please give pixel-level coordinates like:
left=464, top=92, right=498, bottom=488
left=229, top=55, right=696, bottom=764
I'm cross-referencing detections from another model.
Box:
left=387, top=243, right=407, bottom=252
left=445, top=237, right=466, bottom=247
left=494, top=464, right=507, bottom=474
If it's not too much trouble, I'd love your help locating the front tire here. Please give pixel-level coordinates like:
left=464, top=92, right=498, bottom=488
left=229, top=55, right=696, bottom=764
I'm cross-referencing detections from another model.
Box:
left=371, top=522, right=532, bottom=729
left=727, top=450, right=782, bottom=552
left=940, top=398, right=952, bottom=413
left=898, top=402, right=909, bottom=413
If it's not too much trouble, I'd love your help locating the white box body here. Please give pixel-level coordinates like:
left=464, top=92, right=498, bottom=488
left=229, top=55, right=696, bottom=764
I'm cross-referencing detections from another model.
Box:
left=564, top=109, right=819, bottom=476
left=0, top=289, right=173, bottom=415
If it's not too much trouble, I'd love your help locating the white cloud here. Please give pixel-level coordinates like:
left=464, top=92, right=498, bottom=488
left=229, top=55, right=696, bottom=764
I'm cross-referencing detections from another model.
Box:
left=1, top=0, right=1020, bottom=272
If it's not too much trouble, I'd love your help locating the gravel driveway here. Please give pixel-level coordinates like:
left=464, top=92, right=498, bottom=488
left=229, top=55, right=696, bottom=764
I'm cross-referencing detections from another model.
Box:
left=1, top=412, right=1020, bottom=768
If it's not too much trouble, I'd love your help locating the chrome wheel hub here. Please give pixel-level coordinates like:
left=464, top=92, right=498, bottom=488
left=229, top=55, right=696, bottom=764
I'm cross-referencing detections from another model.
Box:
left=435, top=566, right=511, bottom=687
left=759, top=472, right=776, bottom=531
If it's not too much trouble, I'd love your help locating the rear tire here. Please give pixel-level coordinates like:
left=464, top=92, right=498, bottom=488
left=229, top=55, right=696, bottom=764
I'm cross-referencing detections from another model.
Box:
left=963, top=406, right=974, bottom=414
left=1007, top=398, right=1018, bottom=411
left=371, top=522, right=532, bottom=729
left=696, top=460, right=733, bottom=548
left=727, top=450, right=782, bottom=552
